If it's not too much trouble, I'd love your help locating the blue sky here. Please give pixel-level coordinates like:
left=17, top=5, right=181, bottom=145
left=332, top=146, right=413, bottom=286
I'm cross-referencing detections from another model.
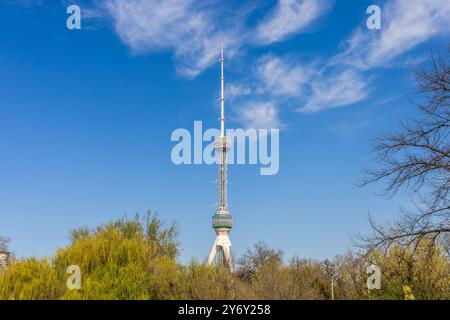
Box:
left=0, top=0, right=449, bottom=263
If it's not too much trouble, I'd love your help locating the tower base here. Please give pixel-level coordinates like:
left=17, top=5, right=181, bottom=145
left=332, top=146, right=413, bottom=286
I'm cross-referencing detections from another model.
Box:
left=207, top=230, right=232, bottom=271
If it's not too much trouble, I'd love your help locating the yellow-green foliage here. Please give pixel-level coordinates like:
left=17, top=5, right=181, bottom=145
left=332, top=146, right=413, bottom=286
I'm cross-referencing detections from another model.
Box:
left=0, top=213, right=448, bottom=300
left=181, top=261, right=234, bottom=300
left=57, top=231, right=152, bottom=300
left=403, top=285, right=415, bottom=300
left=0, top=211, right=181, bottom=300
left=147, top=256, right=184, bottom=299
left=367, top=242, right=450, bottom=300
left=0, top=258, right=63, bottom=300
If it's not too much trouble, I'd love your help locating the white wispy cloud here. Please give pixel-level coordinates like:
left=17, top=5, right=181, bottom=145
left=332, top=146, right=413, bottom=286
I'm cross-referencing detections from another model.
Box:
left=229, top=53, right=369, bottom=127
left=300, top=69, right=370, bottom=113
left=332, top=0, right=450, bottom=69
left=226, top=83, right=252, bottom=99
left=326, top=118, right=371, bottom=138
left=96, top=0, right=447, bottom=127
left=228, top=54, right=315, bottom=98
left=96, top=0, right=333, bottom=78
left=234, top=101, right=282, bottom=129
left=255, top=54, right=315, bottom=96
left=229, top=54, right=314, bottom=127
left=299, top=0, right=450, bottom=113
left=375, top=95, right=401, bottom=106
left=102, top=0, right=244, bottom=77
left=255, top=0, right=333, bottom=45
left=230, top=53, right=368, bottom=117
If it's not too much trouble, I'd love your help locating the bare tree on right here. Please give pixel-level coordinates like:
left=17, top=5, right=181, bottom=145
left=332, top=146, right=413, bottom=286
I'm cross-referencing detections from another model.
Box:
left=358, top=46, right=450, bottom=255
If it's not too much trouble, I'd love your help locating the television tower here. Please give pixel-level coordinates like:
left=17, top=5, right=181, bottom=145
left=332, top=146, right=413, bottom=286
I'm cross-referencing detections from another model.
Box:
left=207, top=47, right=233, bottom=271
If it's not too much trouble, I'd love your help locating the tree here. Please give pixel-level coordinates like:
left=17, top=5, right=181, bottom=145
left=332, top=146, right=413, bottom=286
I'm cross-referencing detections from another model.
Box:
left=0, top=258, right=62, bottom=300
left=324, top=253, right=367, bottom=300
left=181, top=261, right=234, bottom=300
left=1, top=213, right=448, bottom=300
left=58, top=211, right=180, bottom=300
left=0, top=236, right=14, bottom=269
left=235, top=242, right=283, bottom=283
left=0, top=211, right=181, bottom=300
left=359, top=47, right=450, bottom=254
left=366, top=242, right=449, bottom=300
left=0, top=236, right=9, bottom=252
left=288, top=258, right=329, bottom=300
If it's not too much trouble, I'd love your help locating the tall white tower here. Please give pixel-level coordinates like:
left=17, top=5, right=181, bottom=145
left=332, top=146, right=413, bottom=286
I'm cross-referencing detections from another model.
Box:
left=207, top=47, right=233, bottom=271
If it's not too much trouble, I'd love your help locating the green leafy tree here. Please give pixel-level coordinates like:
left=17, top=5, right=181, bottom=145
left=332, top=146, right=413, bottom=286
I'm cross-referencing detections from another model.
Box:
left=367, top=242, right=450, bottom=300
left=181, top=261, right=235, bottom=300
left=0, top=258, right=63, bottom=300
left=0, top=211, right=180, bottom=300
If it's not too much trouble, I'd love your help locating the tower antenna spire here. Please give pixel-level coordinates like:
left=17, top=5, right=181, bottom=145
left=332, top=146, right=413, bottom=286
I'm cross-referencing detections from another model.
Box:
left=220, top=43, right=225, bottom=137
left=208, top=47, right=233, bottom=271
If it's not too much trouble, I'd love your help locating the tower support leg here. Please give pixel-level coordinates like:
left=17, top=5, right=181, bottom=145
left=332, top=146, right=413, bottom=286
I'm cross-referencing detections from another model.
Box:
left=207, top=243, right=218, bottom=266
left=207, top=232, right=232, bottom=271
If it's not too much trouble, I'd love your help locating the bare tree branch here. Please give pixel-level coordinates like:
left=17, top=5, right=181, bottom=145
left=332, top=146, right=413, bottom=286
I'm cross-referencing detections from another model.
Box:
left=358, top=47, right=450, bottom=255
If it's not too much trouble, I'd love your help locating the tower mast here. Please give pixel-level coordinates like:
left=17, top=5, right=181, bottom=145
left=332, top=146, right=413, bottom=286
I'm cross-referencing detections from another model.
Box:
left=220, top=46, right=225, bottom=137
left=207, top=47, right=233, bottom=271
